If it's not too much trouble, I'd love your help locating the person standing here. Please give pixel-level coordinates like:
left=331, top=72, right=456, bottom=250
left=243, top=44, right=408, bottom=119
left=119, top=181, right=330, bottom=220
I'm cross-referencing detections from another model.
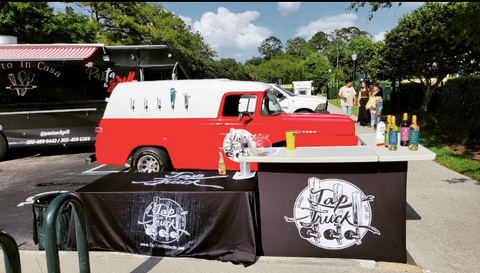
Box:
left=338, top=79, right=357, bottom=118
left=369, top=83, right=384, bottom=130
left=357, top=80, right=371, bottom=126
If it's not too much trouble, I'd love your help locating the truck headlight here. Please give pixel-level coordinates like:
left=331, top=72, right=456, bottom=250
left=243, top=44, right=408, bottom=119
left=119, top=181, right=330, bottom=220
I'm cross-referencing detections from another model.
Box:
left=315, top=103, right=327, bottom=111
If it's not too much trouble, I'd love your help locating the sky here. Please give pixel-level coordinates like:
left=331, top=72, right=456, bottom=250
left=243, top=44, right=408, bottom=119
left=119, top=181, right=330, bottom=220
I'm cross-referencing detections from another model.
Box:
left=50, top=2, right=424, bottom=63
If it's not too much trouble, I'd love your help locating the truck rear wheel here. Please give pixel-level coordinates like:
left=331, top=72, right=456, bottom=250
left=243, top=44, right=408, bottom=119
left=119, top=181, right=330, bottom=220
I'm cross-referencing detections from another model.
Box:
left=0, top=135, right=6, bottom=161
left=132, top=147, right=169, bottom=173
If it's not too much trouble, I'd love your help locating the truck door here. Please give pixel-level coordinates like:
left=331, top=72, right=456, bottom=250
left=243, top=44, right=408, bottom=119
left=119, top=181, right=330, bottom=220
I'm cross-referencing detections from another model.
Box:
left=209, top=92, right=284, bottom=169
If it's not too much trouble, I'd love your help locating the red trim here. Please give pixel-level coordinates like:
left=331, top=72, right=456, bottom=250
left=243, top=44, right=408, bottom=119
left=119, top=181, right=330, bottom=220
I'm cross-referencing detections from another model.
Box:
left=0, top=46, right=98, bottom=61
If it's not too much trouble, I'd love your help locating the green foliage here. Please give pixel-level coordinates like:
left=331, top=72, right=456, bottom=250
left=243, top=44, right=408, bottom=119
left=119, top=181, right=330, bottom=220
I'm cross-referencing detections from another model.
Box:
left=211, top=58, right=251, bottom=80
left=257, top=36, right=283, bottom=60
left=448, top=2, right=480, bottom=53
left=253, top=56, right=300, bottom=84
left=308, top=31, right=329, bottom=52
left=53, top=7, right=99, bottom=43
left=382, top=2, right=479, bottom=111
left=301, top=53, right=330, bottom=88
left=77, top=2, right=216, bottom=78
left=0, top=2, right=96, bottom=43
left=348, top=37, right=378, bottom=79
left=437, top=76, right=480, bottom=140
left=285, top=37, right=313, bottom=59
left=0, top=2, right=55, bottom=43
left=346, top=2, right=402, bottom=20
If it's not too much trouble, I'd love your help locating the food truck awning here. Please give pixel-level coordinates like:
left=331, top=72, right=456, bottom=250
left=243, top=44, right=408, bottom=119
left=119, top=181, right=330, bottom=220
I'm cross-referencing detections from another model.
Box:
left=0, top=44, right=103, bottom=61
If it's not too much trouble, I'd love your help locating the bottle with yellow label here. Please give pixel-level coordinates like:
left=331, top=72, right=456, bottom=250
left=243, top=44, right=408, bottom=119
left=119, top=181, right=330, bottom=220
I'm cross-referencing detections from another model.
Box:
left=218, top=151, right=226, bottom=175
left=409, top=115, right=420, bottom=151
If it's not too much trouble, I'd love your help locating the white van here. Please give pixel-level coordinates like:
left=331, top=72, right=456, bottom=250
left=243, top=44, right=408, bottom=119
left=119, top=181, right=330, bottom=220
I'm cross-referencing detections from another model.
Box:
left=269, top=84, right=329, bottom=113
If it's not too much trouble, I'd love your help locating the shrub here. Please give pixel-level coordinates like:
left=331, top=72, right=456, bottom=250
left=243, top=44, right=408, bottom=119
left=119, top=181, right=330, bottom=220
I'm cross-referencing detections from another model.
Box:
left=437, top=76, right=480, bottom=140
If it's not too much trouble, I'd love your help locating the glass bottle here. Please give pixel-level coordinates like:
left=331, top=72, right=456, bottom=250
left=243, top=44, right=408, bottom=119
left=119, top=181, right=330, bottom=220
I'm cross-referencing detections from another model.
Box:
left=409, top=115, right=420, bottom=151
left=218, top=151, right=226, bottom=175
left=384, top=115, right=391, bottom=148
left=388, top=116, right=398, bottom=151
left=400, top=112, right=410, bottom=146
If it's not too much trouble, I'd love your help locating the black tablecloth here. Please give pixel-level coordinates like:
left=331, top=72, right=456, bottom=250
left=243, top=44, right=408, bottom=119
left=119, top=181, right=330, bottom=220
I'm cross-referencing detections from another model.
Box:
left=256, top=162, right=407, bottom=263
left=67, top=171, right=259, bottom=265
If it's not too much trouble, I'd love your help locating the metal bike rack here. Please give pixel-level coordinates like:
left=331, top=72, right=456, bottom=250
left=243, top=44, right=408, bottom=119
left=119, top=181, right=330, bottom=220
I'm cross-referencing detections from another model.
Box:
left=44, top=192, right=90, bottom=273
left=0, top=230, right=22, bottom=273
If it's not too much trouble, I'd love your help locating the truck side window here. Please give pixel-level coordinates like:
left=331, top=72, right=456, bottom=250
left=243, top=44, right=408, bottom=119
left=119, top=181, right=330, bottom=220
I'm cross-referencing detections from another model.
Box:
left=261, top=92, right=283, bottom=116
left=222, top=94, right=242, bottom=117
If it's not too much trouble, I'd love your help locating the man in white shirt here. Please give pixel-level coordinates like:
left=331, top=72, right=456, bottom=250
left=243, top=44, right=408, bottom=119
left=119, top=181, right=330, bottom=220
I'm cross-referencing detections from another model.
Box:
left=338, top=79, right=357, bottom=118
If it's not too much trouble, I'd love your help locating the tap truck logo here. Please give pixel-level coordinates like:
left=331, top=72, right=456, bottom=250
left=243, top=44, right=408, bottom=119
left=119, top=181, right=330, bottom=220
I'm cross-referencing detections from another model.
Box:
left=285, top=177, right=381, bottom=250
left=138, top=197, right=190, bottom=243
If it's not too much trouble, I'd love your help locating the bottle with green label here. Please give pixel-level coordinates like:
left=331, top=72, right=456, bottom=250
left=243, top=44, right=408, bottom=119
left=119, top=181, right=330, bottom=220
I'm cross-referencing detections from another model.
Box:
left=388, top=116, right=398, bottom=151
left=408, top=115, right=420, bottom=151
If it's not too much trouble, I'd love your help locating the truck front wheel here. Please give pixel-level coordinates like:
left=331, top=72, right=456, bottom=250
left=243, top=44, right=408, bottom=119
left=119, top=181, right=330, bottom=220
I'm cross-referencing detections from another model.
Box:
left=132, top=147, right=169, bottom=173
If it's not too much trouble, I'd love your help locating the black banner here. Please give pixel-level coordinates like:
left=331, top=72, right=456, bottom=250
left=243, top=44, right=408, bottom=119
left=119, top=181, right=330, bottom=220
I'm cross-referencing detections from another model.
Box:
left=257, top=162, right=407, bottom=263
left=67, top=171, right=259, bottom=265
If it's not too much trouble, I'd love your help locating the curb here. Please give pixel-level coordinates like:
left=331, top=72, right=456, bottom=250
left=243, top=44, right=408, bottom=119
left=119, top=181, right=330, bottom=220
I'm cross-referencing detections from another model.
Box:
left=8, top=250, right=426, bottom=273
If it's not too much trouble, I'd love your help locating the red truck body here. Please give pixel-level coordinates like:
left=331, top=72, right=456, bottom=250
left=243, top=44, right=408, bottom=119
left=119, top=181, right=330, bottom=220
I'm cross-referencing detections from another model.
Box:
left=94, top=79, right=357, bottom=172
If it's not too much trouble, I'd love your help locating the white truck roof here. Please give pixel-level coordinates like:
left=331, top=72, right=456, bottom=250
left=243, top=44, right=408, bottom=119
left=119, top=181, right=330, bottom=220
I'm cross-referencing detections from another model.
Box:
left=103, top=79, right=271, bottom=119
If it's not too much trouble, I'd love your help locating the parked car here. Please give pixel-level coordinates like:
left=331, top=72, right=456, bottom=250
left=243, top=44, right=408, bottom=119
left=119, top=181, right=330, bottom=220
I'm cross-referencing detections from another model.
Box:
left=269, top=84, right=329, bottom=113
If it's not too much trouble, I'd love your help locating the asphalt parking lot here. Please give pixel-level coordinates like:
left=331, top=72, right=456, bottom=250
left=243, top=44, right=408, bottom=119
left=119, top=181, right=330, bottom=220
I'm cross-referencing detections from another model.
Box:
left=0, top=146, right=128, bottom=250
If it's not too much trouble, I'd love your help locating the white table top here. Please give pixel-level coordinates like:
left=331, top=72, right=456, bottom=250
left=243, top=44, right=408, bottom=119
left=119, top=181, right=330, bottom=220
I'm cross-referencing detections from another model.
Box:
left=239, top=133, right=436, bottom=163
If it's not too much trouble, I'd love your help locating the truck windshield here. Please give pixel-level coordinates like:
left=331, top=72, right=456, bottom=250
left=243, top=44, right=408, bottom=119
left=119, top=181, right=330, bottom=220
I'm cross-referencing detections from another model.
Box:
left=275, top=85, right=295, bottom=97
left=261, top=91, right=283, bottom=116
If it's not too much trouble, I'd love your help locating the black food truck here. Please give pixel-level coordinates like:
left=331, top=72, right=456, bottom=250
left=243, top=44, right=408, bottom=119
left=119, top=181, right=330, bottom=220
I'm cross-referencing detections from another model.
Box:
left=0, top=39, right=189, bottom=160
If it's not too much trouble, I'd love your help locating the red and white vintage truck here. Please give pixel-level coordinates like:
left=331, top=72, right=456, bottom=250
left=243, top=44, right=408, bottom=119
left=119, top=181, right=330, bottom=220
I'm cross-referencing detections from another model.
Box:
left=92, top=79, right=357, bottom=172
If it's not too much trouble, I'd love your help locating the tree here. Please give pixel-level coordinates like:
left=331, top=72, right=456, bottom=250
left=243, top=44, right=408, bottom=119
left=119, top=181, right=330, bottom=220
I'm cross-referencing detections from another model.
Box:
left=245, top=56, right=264, bottom=66
left=300, top=53, right=331, bottom=89
left=0, top=2, right=97, bottom=44
left=448, top=2, right=480, bottom=52
left=0, top=2, right=55, bottom=43
left=346, top=2, right=402, bottom=20
left=77, top=2, right=217, bottom=78
left=383, top=2, right=479, bottom=111
left=308, top=31, right=329, bottom=52
left=253, top=56, right=300, bottom=84
left=348, top=37, right=378, bottom=80
left=258, top=36, right=283, bottom=60
left=285, top=37, right=313, bottom=59
left=52, top=6, right=100, bottom=43
left=347, top=2, right=480, bottom=52
left=211, top=58, right=249, bottom=80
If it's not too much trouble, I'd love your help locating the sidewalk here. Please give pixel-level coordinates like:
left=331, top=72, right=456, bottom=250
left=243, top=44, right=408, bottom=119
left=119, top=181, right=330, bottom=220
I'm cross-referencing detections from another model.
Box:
left=4, top=250, right=424, bottom=273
